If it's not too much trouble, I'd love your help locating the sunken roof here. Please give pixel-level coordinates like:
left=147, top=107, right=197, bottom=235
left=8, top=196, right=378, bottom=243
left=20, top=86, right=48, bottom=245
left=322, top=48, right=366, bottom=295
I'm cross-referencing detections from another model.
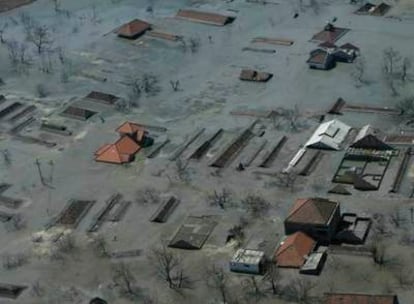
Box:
left=324, top=293, right=398, bottom=304
left=61, top=106, right=97, bottom=120
left=350, top=134, right=394, bottom=151
left=176, top=9, right=234, bottom=26
left=286, top=198, right=339, bottom=225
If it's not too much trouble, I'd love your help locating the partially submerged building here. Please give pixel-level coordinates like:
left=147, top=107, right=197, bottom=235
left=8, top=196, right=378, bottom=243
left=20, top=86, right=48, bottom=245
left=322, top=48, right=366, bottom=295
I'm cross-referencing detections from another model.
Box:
left=95, top=121, right=152, bottom=164
left=305, top=119, right=351, bottom=150
left=117, top=19, right=151, bottom=39
left=229, top=249, right=265, bottom=274
left=274, top=231, right=316, bottom=268
left=299, top=251, right=327, bottom=275
left=175, top=9, right=235, bottom=26
left=285, top=198, right=341, bottom=244
left=307, top=49, right=335, bottom=70
left=324, top=293, right=399, bottom=304
left=61, top=106, right=97, bottom=121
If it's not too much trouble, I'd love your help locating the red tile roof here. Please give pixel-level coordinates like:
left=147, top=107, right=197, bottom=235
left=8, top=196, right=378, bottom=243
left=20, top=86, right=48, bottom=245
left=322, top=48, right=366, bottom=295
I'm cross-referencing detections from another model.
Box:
left=95, top=136, right=141, bottom=164
left=275, top=232, right=316, bottom=267
left=117, top=19, right=151, bottom=38
left=116, top=121, right=146, bottom=142
left=286, top=198, right=338, bottom=225
left=324, top=293, right=398, bottom=304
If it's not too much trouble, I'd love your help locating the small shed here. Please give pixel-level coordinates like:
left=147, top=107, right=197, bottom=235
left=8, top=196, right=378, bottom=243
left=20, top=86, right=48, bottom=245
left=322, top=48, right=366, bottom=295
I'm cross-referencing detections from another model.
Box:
left=299, top=251, right=327, bottom=275
left=229, top=249, right=265, bottom=274
left=307, top=49, right=335, bottom=70
left=117, top=19, right=151, bottom=39
left=61, top=106, right=97, bottom=121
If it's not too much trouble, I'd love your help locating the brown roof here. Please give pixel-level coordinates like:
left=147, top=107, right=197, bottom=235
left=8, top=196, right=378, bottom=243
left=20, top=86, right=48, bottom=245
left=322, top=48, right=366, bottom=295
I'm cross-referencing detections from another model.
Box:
left=116, top=121, right=146, bottom=142
left=275, top=232, right=316, bottom=267
left=324, top=293, right=398, bottom=304
left=286, top=198, right=338, bottom=225
left=61, top=106, right=96, bottom=120
left=95, top=135, right=141, bottom=164
left=86, top=91, right=119, bottom=105
left=318, top=41, right=337, bottom=48
left=117, top=19, right=151, bottom=38
left=176, top=9, right=234, bottom=26
left=307, top=50, right=329, bottom=64
left=340, top=43, right=359, bottom=51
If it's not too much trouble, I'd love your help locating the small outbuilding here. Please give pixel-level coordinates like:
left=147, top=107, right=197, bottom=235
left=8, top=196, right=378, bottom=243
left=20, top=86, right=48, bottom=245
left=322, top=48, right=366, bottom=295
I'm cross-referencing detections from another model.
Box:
left=117, top=19, right=151, bottom=39
left=229, top=249, right=265, bottom=274
left=299, top=251, right=327, bottom=275
left=307, top=49, right=335, bottom=70
left=175, top=9, right=235, bottom=26
left=305, top=119, right=351, bottom=150
left=61, top=106, right=97, bottom=121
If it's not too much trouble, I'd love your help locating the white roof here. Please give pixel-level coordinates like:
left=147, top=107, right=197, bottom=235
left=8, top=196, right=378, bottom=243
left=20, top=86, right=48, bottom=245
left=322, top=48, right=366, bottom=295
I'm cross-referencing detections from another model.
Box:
left=353, top=124, right=374, bottom=143
left=305, top=119, right=351, bottom=150
left=231, top=249, right=265, bottom=265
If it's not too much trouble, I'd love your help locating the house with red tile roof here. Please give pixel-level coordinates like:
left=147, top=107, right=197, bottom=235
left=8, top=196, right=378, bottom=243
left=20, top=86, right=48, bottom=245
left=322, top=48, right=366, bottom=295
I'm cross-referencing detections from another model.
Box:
left=285, top=198, right=341, bottom=244
left=95, top=121, right=152, bottom=164
left=324, top=293, right=399, bottom=304
left=274, top=231, right=316, bottom=268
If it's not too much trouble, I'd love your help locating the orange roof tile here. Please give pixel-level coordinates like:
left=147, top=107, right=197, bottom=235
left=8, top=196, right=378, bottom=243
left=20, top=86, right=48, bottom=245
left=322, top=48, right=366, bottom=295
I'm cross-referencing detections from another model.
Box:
left=325, top=293, right=397, bottom=304
left=114, top=135, right=141, bottom=155
left=95, top=144, right=124, bottom=164
left=117, top=19, right=151, bottom=38
left=116, top=121, right=147, bottom=142
left=275, top=232, right=316, bottom=268
left=286, top=198, right=338, bottom=225
left=95, top=144, right=112, bottom=156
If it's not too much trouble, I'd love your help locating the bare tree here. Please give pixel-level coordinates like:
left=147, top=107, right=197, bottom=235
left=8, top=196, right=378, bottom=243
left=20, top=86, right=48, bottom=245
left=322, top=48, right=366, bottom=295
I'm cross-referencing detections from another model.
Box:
left=274, top=171, right=298, bottom=190
left=352, top=56, right=367, bottom=86
left=175, top=158, right=190, bottom=182
left=169, top=80, right=180, bottom=92
left=135, top=187, right=160, bottom=205
left=396, top=97, right=414, bottom=120
left=262, top=261, right=281, bottom=295
left=241, top=194, right=270, bottom=218
left=402, top=57, right=411, bottom=83
left=205, top=264, right=230, bottom=304
left=188, top=37, right=201, bottom=53
left=1, top=149, right=11, bottom=166
left=112, top=262, right=141, bottom=298
left=149, top=245, right=189, bottom=289
left=289, top=278, right=317, bottom=303
left=5, top=214, right=27, bottom=232
left=27, top=25, right=54, bottom=55
left=31, top=280, right=45, bottom=297
left=383, top=47, right=401, bottom=76
left=370, top=239, right=388, bottom=267
left=91, top=234, right=109, bottom=258
left=227, top=217, right=249, bottom=246
left=208, top=188, right=232, bottom=209
left=2, top=252, right=28, bottom=269
left=0, top=22, right=8, bottom=44
left=243, top=276, right=264, bottom=302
